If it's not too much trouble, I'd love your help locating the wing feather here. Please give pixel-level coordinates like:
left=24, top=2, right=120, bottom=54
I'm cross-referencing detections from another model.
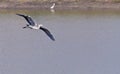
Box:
left=40, top=26, right=55, bottom=41
left=16, top=14, right=35, bottom=26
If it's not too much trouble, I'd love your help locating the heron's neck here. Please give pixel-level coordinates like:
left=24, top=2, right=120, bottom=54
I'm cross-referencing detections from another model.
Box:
left=38, top=24, right=43, bottom=28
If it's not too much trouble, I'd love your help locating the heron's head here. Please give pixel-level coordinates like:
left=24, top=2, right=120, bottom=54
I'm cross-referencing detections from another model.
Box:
left=38, top=24, right=43, bottom=27
left=39, top=24, right=43, bottom=26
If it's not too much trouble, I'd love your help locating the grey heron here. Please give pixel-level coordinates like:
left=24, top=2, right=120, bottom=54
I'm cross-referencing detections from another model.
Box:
left=50, top=3, right=55, bottom=9
left=16, top=14, right=55, bottom=41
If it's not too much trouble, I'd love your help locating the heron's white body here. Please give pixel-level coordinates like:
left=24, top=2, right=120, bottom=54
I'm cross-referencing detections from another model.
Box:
left=29, top=24, right=43, bottom=29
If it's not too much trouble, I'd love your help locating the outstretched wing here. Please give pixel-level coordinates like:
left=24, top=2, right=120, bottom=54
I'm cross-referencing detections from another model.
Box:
left=16, top=14, right=35, bottom=26
left=40, top=26, right=55, bottom=41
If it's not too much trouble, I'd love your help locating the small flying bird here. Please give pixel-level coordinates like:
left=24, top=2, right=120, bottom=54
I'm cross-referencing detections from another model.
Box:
left=50, top=3, right=55, bottom=9
left=16, top=14, right=55, bottom=41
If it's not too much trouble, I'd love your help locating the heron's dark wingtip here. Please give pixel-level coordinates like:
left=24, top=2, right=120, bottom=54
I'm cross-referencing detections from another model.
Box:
left=16, top=13, right=19, bottom=15
left=16, top=13, right=23, bottom=16
left=49, top=35, right=55, bottom=41
left=52, top=38, right=55, bottom=41
left=16, top=13, right=26, bottom=17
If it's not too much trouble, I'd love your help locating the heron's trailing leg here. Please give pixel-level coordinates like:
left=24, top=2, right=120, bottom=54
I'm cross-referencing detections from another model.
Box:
left=23, top=26, right=27, bottom=29
left=22, top=25, right=29, bottom=29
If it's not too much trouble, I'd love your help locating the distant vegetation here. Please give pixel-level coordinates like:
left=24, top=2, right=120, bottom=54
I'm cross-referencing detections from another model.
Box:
left=0, top=0, right=120, bottom=9
left=1, top=0, right=120, bottom=3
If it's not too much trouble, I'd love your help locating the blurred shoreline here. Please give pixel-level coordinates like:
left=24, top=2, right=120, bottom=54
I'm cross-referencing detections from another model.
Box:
left=0, top=1, right=120, bottom=10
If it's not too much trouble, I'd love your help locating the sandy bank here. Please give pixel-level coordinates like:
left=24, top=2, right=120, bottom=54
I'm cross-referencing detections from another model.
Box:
left=0, top=1, right=120, bottom=10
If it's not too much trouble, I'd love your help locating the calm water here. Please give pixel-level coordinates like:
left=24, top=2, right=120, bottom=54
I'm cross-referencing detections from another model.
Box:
left=0, top=9, right=120, bottom=74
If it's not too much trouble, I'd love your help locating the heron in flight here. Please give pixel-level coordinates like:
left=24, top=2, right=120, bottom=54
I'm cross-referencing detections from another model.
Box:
left=16, top=14, right=55, bottom=41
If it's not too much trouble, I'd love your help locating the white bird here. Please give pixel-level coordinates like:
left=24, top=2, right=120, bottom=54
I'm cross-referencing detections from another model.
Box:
left=16, top=14, right=55, bottom=41
left=50, top=3, right=55, bottom=9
